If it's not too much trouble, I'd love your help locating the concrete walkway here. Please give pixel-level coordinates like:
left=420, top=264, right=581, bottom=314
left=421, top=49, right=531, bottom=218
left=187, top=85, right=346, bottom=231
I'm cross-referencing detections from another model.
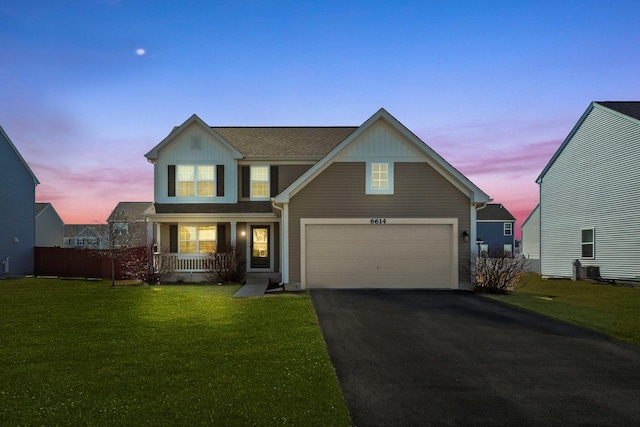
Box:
left=232, top=282, right=268, bottom=298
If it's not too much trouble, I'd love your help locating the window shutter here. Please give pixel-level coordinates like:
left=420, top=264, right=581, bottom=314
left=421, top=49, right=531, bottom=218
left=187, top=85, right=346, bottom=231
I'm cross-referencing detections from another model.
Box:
left=169, top=225, right=178, bottom=253
left=168, top=165, right=176, bottom=197
left=241, top=166, right=250, bottom=198
left=270, top=166, right=279, bottom=196
left=216, top=165, right=225, bottom=197
left=217, top=224, right=226, bottom=252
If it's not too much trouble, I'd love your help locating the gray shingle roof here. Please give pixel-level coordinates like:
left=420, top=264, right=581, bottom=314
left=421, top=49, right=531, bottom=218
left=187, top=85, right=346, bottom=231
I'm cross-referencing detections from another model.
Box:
left=108, top=202, right=154, bottom=222
left=212, top=127, right=358, bottom=158
left=35, top=202, right=49, bottom=216
left=595, top=102, right=640, bottom=121
left=477, top=204, right=516, bottom=221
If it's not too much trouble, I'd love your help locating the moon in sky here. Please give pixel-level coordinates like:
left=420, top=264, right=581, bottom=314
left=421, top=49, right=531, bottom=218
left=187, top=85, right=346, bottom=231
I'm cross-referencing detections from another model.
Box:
left=136, top=48, right=146, bottom=56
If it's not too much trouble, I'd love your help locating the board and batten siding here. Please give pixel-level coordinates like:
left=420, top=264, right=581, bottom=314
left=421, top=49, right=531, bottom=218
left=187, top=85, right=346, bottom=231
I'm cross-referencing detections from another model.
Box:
left=154, top=122, right=237, bottom=204
left=0, top=131, right=36, bottom=276
left=288, top=162, right=471, bottom=285
left=540, top=106, right=640, bottom=279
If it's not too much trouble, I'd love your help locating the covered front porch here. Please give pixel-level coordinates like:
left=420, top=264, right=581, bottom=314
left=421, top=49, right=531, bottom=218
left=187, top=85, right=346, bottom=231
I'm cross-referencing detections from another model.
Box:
left=145, top=203, right=282, bottom=283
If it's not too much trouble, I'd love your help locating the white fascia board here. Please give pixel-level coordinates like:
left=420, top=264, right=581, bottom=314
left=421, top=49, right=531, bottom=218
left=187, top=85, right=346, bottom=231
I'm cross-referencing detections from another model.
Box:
left=275, top=108, right=491, bottom=204
left=144, top=114, right=243, bottom=161
left=536, top=102, right=596, bottom=184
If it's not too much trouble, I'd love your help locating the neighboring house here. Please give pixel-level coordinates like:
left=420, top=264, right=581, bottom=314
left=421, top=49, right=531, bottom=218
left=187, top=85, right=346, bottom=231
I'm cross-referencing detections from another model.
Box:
left=107, top=202, right=154, bottom=248
left=520, top=204, right=540, bottom=273
left=476, top=203, right=516, bottom=256
left=64, top=225, right=108, bottom=249
left=0, top=126, right=39, bottom=277
left=536, top=101, right=640, bottom=280
left=144, top=109, right=491, bottom=289
left=35, top=202, right=64, bottom=247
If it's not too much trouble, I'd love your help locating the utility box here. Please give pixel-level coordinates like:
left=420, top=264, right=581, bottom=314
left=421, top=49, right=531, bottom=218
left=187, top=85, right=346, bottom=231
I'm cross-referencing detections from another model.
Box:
left=583, top=265, right=601, bottom=280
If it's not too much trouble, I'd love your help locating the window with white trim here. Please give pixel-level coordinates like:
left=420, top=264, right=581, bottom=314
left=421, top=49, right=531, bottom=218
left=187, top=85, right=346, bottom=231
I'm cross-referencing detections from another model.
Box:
left=581, top=228, right=595, bottom=258
left=251, top=166, right=269, bottom=200
left=177, top=165, right=215, bottom=197
left=504, top=244, right=513, bottom=257
left=480, top=244, right=488, bottom=255
left=179, top=225, right=217, bottom=253
left=504, top=222, right=513, bottom=236
left=366, top=162, right=394, bottom=195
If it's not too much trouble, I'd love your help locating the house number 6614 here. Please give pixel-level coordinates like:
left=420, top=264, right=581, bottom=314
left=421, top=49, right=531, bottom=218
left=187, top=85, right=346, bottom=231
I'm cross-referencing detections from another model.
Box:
left=370, top=218, right=387, bottom=224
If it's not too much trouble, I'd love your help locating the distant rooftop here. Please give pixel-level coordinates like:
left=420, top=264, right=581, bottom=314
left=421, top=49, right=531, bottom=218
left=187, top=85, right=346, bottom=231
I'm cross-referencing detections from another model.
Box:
left=595, top=102, right=640, bottom=121
left=477, top=203, right=516, bottom=221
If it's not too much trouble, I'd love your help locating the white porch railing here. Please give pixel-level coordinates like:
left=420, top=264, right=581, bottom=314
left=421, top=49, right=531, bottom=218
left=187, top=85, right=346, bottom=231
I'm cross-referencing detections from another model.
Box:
left=155, top=253, right=233, bottom=272
left=156, top=253, right=209, bottom=272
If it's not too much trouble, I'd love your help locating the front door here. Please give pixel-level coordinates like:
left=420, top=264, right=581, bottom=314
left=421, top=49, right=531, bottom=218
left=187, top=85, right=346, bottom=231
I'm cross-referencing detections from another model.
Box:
left=250, top=225, right=270, bottom=269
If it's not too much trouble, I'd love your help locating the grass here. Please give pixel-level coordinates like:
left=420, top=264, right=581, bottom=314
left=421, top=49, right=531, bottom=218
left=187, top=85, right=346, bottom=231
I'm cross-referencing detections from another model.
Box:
left=0, top=278, right=351, bottom=426
left=486, top=273, right=640, bottom=346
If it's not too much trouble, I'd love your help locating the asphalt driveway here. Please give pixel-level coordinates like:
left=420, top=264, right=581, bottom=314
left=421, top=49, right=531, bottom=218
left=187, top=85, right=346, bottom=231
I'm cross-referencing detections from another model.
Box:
left=311, top=289, right=640, bottom=427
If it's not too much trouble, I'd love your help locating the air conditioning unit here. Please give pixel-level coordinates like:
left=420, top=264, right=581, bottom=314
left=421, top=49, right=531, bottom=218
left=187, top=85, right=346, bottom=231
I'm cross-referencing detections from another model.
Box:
left=582, top=266, right=600, bottom=279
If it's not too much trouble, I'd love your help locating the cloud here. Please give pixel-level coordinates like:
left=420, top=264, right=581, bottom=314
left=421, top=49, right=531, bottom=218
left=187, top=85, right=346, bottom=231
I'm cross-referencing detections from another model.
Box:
left=136, top=48, right=146, bottom=56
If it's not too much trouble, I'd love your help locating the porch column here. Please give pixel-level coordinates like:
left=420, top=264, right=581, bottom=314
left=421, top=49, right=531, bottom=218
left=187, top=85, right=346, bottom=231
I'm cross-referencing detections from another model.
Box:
left=230, top=221, right=237, bottom=244
left=155, top=223, right=162, bottom=252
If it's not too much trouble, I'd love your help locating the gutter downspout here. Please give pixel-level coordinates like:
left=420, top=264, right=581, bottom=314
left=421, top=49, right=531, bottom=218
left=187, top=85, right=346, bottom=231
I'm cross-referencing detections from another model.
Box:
left=271, top=199, right=287, bottom=287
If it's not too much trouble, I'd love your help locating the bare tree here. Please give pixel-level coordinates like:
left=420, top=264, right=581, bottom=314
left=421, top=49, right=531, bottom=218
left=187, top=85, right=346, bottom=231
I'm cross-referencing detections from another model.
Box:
left=472, top=247, right=528, bottom=294
left=120, top=241, right=169, bottom=285
left=104, top=209, right=148, bottom=287
left=206, top=242, right=246, bottom=283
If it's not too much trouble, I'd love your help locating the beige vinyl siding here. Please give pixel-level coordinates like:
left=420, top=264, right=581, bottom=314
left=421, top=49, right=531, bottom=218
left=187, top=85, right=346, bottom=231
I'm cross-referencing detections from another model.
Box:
left=288, top=162, right=471, bottom=284
left=278, top=164, right=312, bottom=193
left=540, top=106, right=640, bottom=279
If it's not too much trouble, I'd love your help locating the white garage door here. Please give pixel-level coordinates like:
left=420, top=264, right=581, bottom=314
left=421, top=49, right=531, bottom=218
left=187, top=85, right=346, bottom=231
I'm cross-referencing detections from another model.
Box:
left=304, top=222, right=456, bottom=289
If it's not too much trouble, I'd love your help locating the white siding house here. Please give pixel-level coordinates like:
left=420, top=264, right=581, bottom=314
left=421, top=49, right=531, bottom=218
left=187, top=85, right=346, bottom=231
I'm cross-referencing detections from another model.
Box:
left=536, top=102, right=640, bottom=280
left=520, top=204, right=540, bottom=273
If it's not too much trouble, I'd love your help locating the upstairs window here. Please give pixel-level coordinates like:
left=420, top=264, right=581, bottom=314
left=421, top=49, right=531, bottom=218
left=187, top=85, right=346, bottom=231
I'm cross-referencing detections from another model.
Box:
left=581, top=228, right=595, bottom=258
left=177, top=165, right=215, bottom=197
left=366, top=162, right=394, bottom=195
left=251, top=166, right=269, bottom=200
left=504, top=223, right=513, bottom=236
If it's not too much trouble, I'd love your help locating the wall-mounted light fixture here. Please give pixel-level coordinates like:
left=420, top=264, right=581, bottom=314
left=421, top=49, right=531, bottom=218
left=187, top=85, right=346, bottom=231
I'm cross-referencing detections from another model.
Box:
left=462, top=231, right=469, bottom=242
left=241, top=231, right=246, bottom=237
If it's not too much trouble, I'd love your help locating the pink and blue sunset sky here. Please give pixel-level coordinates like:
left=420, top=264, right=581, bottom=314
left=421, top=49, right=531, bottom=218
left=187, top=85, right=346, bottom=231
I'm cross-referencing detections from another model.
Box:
left=2, top=1, right=640, bottom=238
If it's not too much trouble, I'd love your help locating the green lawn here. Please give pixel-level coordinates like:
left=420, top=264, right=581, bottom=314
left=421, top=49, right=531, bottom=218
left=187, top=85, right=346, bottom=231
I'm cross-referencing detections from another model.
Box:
left=0, top=278, right=351, bottom=426
left=486, top=273, right=640, bottom=346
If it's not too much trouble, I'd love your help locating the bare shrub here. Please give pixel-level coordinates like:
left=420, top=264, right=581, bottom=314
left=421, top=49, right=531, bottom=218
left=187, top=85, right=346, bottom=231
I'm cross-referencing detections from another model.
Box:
left=121, top=243, right=169, bottom=285
left=207, top=243, right=246, bottom=283
left=473, top=248, right=527, bottom=294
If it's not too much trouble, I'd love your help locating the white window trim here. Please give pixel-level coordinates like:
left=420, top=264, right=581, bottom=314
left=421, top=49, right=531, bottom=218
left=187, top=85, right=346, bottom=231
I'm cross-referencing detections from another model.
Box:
left=581, top=228, right=595, bottom=259
left=366, top=161, right=394, bottom=195
left=177, top=164, right=216, bottom=198
left=504, top=222, right=513, bottom=236
left=178, top=224, right=217, bottom=254
left=250, top=165, right=270, bottom=201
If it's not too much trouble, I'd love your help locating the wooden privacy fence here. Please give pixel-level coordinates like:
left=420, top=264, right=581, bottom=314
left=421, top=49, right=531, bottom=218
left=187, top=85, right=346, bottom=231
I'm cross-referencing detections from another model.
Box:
left=35, top=247, right=146, bottom=280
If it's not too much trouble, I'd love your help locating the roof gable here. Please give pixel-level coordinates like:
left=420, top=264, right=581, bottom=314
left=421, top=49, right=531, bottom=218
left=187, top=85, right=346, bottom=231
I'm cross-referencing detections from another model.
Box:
left=145, top=114, right=243, bottom=162
left=275, top=108, right=491, bottom=204
left=477, top=203, right=516, bottom=221
left=537, top=101, right=640, bottom=183
left=0, top=125, right=39, bottom=186
left=108, top=202, right=154, bottom=222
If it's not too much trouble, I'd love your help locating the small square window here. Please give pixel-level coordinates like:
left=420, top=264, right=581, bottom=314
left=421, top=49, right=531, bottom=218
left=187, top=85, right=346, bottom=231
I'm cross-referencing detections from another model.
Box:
left=366, top=162, right=394, bottom=195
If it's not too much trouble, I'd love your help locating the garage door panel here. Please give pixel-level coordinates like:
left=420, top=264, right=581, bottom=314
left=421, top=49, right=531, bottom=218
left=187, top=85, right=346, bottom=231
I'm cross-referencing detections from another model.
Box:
left=304, top=222, right=455, bottom=289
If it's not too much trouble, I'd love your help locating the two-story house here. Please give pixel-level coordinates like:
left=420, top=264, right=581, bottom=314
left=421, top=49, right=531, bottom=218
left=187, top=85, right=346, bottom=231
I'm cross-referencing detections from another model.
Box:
left=144, top=109, right=491, bottom=289
left=476, top=203, right=516, bottom=257
left=0, top=126, right=39, bottom=277
left=536, top=101, right=640, bottom=280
